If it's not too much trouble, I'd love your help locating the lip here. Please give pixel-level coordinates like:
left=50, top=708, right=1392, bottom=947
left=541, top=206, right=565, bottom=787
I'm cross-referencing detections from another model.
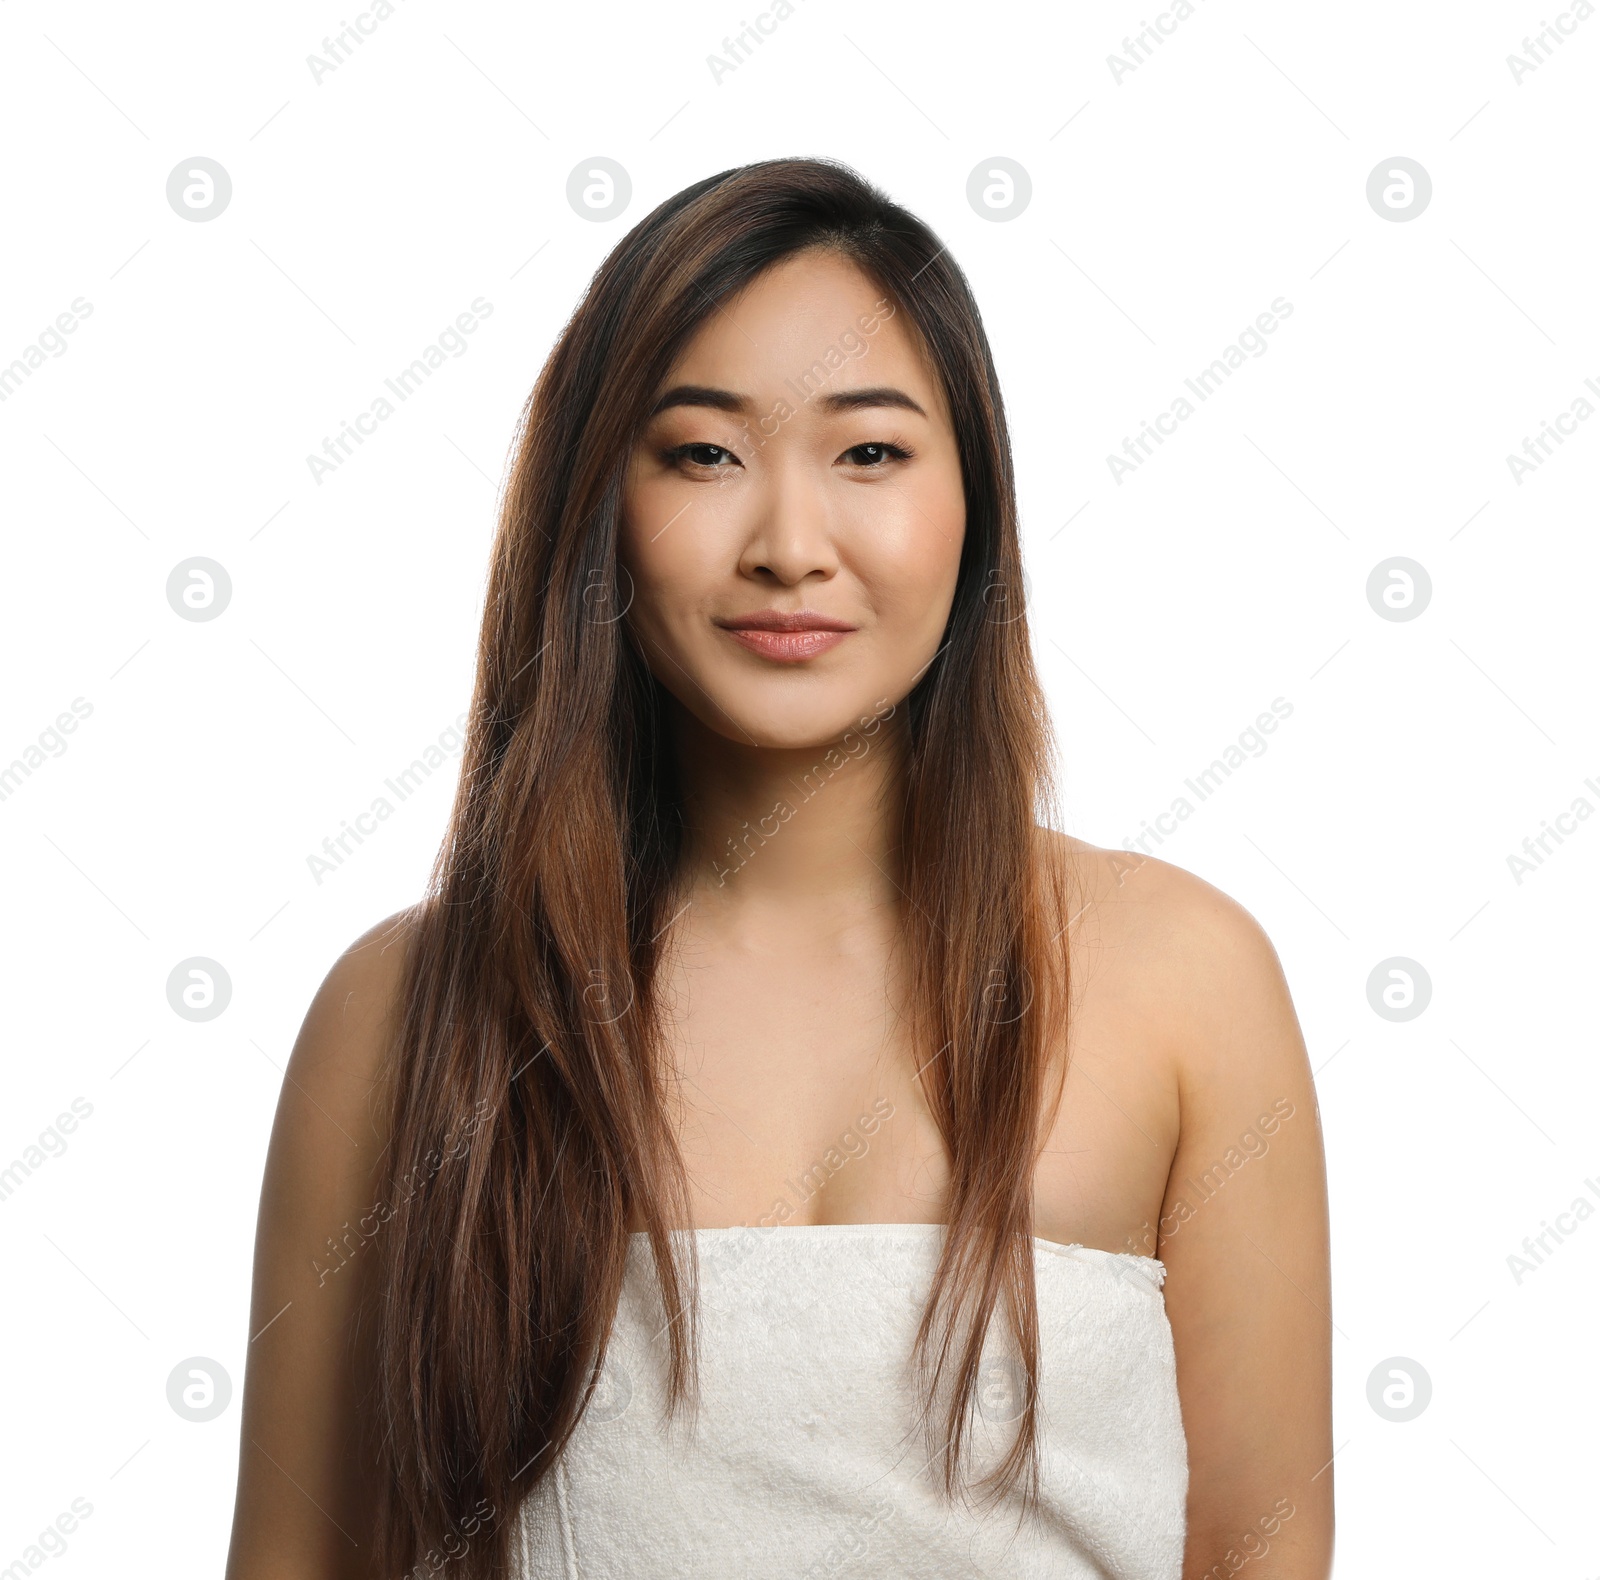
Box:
left=715, top=609, right=858, bottom=664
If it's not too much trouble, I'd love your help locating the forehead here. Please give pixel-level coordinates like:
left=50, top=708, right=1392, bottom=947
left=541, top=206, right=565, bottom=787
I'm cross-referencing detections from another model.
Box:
left=658, top=248, right=944, bottom=416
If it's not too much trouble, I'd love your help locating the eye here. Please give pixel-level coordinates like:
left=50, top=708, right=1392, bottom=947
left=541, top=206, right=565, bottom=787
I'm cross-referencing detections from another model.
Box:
left=839, top=441, right=914, bottom=468
left=663, top=442, right=741, bottom=472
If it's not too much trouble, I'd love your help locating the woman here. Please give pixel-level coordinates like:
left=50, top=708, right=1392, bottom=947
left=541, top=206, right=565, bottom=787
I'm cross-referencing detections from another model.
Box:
left=226, top=157, right=1333, bottom=1579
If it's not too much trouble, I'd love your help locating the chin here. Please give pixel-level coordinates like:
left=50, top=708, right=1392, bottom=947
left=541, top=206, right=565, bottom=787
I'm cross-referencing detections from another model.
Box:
left=695, top=688, right=892, bottom=754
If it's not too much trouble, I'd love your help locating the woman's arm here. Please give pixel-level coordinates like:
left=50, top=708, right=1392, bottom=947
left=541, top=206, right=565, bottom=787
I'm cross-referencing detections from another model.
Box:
left=224, top=914, right=412, bottom=1580
left=1155, top=875, right=1334, bottom=1579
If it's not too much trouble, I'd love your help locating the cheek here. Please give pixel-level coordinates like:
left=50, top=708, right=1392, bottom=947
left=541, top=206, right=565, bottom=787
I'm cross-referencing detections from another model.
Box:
left=621, top=484, right=730, bottom=648
left=845, top=472, right=964, bottom=631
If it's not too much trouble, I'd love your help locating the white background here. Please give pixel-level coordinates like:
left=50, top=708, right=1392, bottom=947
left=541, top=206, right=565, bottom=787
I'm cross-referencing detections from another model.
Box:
left=2, top=0, right=1596, bottom=1573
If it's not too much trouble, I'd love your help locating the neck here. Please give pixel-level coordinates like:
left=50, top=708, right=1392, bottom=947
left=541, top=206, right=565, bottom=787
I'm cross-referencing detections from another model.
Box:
left=669, top=702, right=909, bottom=921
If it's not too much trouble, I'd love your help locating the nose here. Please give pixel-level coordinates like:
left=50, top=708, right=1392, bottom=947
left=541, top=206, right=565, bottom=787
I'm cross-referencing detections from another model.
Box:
left=736, top=468, right=841, bottom=587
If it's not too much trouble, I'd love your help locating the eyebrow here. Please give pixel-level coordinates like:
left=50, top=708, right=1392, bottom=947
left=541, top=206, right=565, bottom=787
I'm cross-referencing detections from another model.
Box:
left=648, top=383, right=928, bottom=419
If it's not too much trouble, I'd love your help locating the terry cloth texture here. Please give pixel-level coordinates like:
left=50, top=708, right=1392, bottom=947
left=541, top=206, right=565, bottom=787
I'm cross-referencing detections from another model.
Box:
left=516, top=1222, right=1188, bottom=1578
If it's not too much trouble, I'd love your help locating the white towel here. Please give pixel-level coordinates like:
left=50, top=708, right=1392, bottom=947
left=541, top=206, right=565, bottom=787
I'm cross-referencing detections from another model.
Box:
left=516, top=1223, right=1187, bottom=1578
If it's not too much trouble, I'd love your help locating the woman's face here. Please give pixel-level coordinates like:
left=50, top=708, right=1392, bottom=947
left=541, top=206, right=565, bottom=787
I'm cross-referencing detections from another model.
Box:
left=618, top=248, right=966, bottom=751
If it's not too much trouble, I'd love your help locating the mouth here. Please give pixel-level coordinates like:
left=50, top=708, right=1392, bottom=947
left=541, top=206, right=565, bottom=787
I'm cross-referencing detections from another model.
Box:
left=714, top=609, right=858, bottom=664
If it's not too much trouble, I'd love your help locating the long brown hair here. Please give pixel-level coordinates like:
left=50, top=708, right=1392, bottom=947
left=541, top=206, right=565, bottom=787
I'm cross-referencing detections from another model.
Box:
left=366, top=154, right=1071, bottom=1576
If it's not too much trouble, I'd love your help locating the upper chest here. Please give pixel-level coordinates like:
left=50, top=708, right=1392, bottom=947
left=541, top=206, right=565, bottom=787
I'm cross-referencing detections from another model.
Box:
left=649, top=902, right=1181, bottom=1252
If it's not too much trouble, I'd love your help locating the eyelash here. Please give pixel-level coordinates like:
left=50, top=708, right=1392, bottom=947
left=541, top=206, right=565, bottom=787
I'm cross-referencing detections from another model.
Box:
left=661, top=440, right=916, bottom=472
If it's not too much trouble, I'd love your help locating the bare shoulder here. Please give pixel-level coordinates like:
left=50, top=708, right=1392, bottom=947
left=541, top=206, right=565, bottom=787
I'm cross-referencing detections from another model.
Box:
left=254, top=903, right=420, bottom=1277
left=225, top=907, right=421, bottom=1580
left=254, top=906, right=418, bottom=1212
left=1041, top=827, right=1278, bottom=957
left=1037, top=829, right=1304, bottom=1081
left=287, top=907, right=418, bottom=1113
